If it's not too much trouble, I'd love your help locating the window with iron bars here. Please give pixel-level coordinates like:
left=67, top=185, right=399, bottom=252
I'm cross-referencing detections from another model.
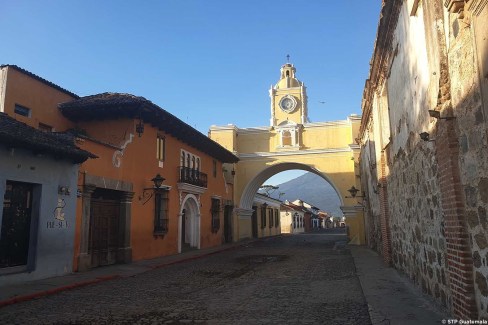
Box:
left=154, top=189, right=169, bottom=235
left=269, top=208, right=273, bottom=228
left=211, top=198, right=220, bottom=232
left=260, top=206, right=266, bottom=228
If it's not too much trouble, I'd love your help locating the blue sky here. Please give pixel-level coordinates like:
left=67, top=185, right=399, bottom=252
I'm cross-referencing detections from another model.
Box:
left=2, top=1, right=381, bottom=184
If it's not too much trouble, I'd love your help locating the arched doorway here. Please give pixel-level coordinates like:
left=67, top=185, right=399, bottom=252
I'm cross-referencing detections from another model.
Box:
left=179, top=194, right=200, bottom=253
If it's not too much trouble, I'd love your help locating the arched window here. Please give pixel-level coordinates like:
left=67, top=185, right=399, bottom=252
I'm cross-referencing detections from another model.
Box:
left=282, top=130, right=292, bottom=146
left=192, top=156, right=196, bottom=169
left=187, top=154, right=191, bottom=168
left=196, top=158, right=200, bottom=171
left=181, top=152, right=185, bottom=166
left=286, top=70, right=290, bottom=77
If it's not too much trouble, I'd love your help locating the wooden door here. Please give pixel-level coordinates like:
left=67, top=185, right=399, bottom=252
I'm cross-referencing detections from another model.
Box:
left=89, top=198, right=120, bottom=268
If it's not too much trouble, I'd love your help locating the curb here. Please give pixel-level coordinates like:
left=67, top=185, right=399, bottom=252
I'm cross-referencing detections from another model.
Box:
left=0, top=275, right=119, bottom=308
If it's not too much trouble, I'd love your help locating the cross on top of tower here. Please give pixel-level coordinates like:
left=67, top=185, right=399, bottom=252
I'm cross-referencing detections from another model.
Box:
left=286, top=54, right=290, bottom=63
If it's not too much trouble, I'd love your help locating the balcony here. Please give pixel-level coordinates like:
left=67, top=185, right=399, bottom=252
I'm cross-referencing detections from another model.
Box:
left=178, top=166, right=208, bottom=188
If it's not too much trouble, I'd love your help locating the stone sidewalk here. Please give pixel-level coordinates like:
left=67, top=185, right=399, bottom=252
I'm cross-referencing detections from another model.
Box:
left=351, top=245, right=446, bottom=324
left=0, top=237, right=447, bottom=324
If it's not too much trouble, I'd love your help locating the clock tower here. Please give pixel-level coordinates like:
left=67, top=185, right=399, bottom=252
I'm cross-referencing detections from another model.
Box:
left=269, top=63, right=308, bottom=127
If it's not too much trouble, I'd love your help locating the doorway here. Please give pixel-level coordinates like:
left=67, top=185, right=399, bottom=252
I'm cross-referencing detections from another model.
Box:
left=180, top=195, right=200, bottom=252
left=223, top=205, right=233, bottom=243
left=89, top=189, right=120, bottom=268
left=0, top=181, right=34, bottom=269
left=251, top=206, right=258, bottom=238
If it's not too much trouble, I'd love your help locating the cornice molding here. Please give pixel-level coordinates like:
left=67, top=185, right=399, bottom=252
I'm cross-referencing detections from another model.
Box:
left=209, top=124, right=239, bottom=132
left=238, top=147, right=354, bottom=159
left=177, top=183, right=206, bottom=195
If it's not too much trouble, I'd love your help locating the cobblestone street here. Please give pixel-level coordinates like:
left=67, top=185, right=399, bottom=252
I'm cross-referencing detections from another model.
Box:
left=0, top=231, right=371, bottom=324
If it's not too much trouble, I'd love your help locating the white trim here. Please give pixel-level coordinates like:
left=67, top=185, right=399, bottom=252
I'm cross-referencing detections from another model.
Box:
left=340, top=205, right=363, bottom=216
left=177, top=183, right=206, bottom=195
left=239, top=162, right=344, bottom=212
left=234, top=208, right=253, bottom=220
left=238, top=147, right=354, bottom=159
left=237, top=127, right=272, bottom=134
left=180, top=149, right=201, bottom=170
left=209, top=115, right=362, bottom=134
left=209, top=124, right=239, bottom=131
left=0, top=67, right=8, bottom=113
left=180, top=194, right=201, bottom=251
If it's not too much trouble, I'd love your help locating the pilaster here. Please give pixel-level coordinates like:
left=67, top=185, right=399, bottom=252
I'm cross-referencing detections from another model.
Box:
left=77, top=184, right=96, bottom=272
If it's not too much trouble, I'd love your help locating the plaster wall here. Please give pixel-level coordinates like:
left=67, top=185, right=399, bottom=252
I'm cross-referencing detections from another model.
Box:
left=0, top=147, right=78, bottom=285
left=280, top=211, right=293, bottom=234
left=74, top=118, right=233, bottom=267
left=1, top=67, right=76, bottom=131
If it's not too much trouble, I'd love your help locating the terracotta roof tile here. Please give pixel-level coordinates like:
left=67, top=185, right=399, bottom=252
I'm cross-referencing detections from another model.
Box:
left=0, top=113, right=96, bottom=163
left=59, top=93, right=239, bottom=163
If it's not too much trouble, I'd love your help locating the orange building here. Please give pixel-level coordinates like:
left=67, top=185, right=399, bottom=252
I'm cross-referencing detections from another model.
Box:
left=0, top=65, right=238, bottom=272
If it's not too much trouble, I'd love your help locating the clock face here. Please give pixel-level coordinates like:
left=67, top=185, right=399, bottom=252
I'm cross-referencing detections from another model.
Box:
left=279, top=96, right=297, bottom=113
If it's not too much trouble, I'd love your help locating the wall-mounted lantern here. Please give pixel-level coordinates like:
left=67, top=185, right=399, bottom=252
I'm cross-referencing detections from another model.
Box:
left=136, top=119, right=144, bottom=137
left=345, top=186, right=365, bottom=198
left=140, top=174, right=166, bottom=204
left=428, top=109, right=455, bottom=120
left=419, top=132, right=435, bottom=142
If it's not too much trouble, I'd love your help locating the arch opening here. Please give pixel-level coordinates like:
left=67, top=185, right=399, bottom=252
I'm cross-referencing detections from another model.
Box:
left=240, top=162, right=344, bottom=212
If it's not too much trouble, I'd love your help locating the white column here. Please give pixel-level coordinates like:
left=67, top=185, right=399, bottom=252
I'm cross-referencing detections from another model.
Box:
left=196, top=214, right=201, bottom=249
left=178, top=213, right=183, bottom=253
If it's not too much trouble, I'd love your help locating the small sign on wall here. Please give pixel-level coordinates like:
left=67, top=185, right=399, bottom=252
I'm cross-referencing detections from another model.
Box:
left=47, top=198, right=69, bottom=229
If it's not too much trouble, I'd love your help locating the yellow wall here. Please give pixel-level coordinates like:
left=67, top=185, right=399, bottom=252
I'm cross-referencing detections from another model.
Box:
left=210, top=116, right=365, bottom=244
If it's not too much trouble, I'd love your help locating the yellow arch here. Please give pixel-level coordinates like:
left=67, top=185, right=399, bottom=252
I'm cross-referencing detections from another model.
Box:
left=239, top=162, right=344, bottom=210
left=209, top=116, right=365, bottom=245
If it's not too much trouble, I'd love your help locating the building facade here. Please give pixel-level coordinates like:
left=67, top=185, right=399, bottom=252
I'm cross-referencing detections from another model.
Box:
left=280, top=201, right=306, bottom=234
left=0, top=113, right=94, bottom=285
left=0, top=65, right=238, bottom=276
left=359, top=0, right=488, bottom=318
left=252, top=194, right=281, bottom=238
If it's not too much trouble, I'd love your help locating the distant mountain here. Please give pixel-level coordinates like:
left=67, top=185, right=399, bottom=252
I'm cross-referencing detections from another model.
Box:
left=261, top=172, right=342, bottom=216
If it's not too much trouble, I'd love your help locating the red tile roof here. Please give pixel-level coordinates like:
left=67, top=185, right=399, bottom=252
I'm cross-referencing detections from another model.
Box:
left=59, top=93, right=239, bottom=163
left=0, top=113, right=96, bottom=163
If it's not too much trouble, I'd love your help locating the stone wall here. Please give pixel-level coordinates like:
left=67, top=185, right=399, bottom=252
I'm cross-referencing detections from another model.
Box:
left=360, top=0, right=488, bottom=318
left=446, top=2, right=488, bottom=318
left=387, top=140, right=450, bottom=308
left=359, top=133, right=383, bottom=253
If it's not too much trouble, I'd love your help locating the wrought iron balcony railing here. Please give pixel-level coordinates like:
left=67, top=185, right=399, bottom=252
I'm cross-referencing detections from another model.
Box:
left=178, top=166, right=208, bottom=188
